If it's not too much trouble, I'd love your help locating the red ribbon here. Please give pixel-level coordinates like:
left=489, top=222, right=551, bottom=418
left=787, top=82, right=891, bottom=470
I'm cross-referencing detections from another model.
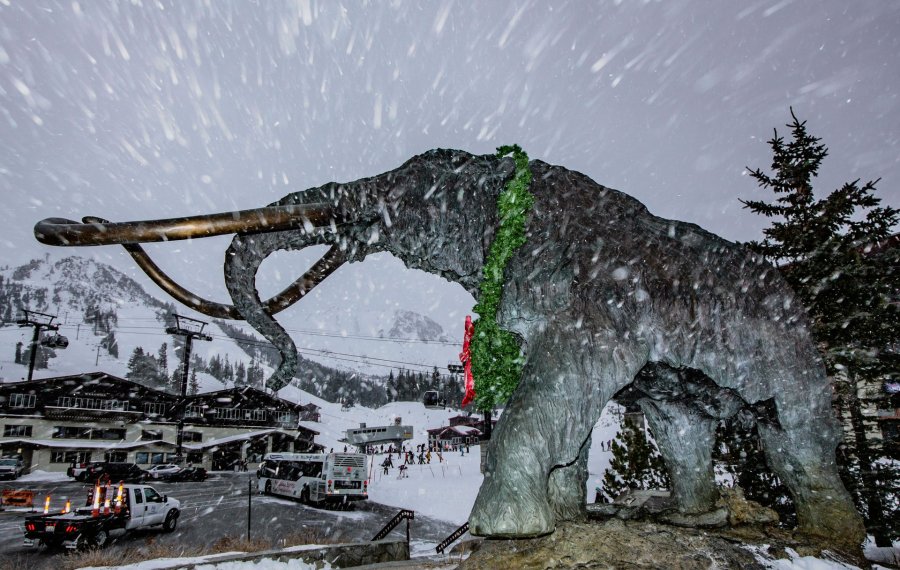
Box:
left=459, top=315, right=475, bottom=407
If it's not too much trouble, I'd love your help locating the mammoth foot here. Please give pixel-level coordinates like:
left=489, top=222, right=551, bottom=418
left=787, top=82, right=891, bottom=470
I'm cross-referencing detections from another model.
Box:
left=469, top=477, right=555, bottom=538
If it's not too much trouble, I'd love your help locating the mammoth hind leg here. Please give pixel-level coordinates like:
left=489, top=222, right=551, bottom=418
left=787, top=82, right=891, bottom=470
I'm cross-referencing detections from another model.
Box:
left=638, top=397, right=719, bottom=514
left=756, top=419, right=865, bottom=546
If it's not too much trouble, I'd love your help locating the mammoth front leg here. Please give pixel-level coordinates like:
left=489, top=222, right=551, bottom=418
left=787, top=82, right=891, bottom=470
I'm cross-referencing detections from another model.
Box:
left=547, top=435, right=591, bottom=522
left=469, top=336, right=640, bottom=538
left=638, top=397, right=719, bottom=514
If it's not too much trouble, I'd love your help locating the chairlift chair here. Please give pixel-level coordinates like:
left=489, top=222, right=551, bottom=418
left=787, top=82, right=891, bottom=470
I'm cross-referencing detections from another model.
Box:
left=423, top=390, right=445, bottom=409
left=40, top=333, right=69, bottom=349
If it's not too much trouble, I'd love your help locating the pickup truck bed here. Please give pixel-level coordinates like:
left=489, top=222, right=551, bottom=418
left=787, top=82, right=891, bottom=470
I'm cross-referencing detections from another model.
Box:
left=23, top=484, right=180, bottom=550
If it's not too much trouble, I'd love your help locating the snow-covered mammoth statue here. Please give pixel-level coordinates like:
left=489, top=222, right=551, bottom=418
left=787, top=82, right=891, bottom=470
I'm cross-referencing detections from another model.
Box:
left=34, top=149, right=865, bottom=546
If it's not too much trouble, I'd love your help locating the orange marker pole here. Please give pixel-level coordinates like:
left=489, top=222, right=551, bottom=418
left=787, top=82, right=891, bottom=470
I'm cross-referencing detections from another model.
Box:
left=63, top=499, right=71, bottom=514
left=43, top=495, right=50, bottom=514
left=103, top=482, right=111, bottom=515
left=114, top=481, right=124, bottom=514
left=91, top=485, right=100, bottom=517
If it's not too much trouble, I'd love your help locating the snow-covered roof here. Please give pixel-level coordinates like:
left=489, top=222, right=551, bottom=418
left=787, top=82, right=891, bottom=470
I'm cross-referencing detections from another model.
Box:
left=0, top=438, right=175, bottom=450
left=430, top=425, right=481, bottom=438
left=182, top=428, right=312, bottom=450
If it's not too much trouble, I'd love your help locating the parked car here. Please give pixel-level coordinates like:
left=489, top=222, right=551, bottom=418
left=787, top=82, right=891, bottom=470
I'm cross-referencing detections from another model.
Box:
left=161, top=466, right=207, bottom=482
left=83, top=462, right=146, bottom=483
left=67, top=461, right=104, bottom=482
left=145, top=464, right=181, bottom=480
left=0, top=456, right=25, bottom=480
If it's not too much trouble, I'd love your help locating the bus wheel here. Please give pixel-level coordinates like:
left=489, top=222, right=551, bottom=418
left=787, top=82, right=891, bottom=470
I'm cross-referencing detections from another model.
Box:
left=300, top=487, right=310, bottom=505
left=264, top=480, right=272, bottom=495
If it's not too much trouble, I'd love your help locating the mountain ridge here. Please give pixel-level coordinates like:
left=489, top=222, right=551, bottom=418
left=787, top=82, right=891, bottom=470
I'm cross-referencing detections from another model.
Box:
left=0, top=254, right=462, bottom=407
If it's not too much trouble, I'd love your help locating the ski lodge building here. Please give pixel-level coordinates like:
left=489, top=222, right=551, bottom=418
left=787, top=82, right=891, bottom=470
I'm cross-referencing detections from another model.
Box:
left=0, top=372, right=322, bottom=473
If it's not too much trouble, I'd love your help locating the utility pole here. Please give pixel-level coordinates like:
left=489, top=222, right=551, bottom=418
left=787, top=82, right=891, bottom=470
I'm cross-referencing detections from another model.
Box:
left=16, top=311, right=61, bottom=382
left=166, top=315, right=211, bottom=462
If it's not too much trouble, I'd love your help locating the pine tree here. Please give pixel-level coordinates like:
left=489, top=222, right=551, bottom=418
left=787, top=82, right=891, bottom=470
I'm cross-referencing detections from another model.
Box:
left=127, top=347, right=145, bottom=373
left=157, top=343, right=168, bottom=378
left=387, top=370, right=397, bottom=402
left=188, top=369, right=200, bottom=395
left=742, top=109, right=899, bottom=545
left=600, top=412, right=670, bottom=501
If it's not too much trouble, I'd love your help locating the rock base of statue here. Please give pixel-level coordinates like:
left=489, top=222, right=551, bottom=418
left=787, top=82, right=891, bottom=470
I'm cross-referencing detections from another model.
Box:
left=454, top=518, right=865, bottom=570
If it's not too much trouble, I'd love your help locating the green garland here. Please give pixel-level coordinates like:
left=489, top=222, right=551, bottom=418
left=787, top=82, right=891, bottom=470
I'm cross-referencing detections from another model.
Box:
left=470, top=145, right=534, bottom=411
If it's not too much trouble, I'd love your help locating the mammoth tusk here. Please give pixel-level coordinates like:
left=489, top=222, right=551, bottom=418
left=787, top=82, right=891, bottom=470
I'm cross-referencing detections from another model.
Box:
left=122, top=241, right=347, bottom=319
left=32, top=205, right=345, bottom=320
left=33, top=203, right=335, bottom=246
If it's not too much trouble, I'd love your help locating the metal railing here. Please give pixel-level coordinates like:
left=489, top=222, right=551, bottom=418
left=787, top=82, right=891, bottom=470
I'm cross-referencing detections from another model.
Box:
left=435, top=521, right=469, bottom=554
left=371, top=509, right=415, bottom=543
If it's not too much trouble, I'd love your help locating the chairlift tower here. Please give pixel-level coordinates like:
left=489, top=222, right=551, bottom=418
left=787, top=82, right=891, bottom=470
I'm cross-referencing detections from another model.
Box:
left=17, top=310, right=66, bottom=382
left=166, top=314, right=212, bottom=461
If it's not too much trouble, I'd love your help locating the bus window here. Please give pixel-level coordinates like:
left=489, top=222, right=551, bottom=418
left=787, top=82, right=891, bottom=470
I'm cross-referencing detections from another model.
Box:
left=300, top=460, right=323, bottom=478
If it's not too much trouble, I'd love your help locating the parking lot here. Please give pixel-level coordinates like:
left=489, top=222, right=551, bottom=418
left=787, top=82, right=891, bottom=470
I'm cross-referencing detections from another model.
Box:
left=0, top=471, right=456, bottom=569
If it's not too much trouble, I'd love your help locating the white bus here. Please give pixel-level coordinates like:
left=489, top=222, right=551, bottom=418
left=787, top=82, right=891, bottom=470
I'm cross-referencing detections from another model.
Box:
left=256, top=452, right=368, bottom=507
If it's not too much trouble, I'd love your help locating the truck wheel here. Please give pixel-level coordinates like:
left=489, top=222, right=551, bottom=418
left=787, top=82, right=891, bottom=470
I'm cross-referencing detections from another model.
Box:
left=91, top=530, right=109, bottom=548
left=264, top=480, right=272, bottom=495
left=163, top=510, right=179, bottom=532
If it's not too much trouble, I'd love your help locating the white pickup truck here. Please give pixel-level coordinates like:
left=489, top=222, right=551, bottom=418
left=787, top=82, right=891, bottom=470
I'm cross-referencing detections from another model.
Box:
left=23, top=483, right=181, bottom=549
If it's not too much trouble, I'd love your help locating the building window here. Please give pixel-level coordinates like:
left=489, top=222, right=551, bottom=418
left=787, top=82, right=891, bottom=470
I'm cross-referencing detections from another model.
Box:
left=56, top=397, right=127, bottom=411
left=140, top=430, right=163, bottom=441
left=135, top=452, right=149, bottom=465
left=143, top=402, right=167, bottom=416
left=183, top=431, right=203, bottom=443
left=246, top=409, right=267, bottom=421
left=104, top=451, right=127, bottom=462
left=150, top=452, right=165, bottom=464
left=215, top=408, right=242, bottom=421
left=184, top=405, right=205, bottom=418
left=274, top=411, right=297, bottom=424
left=50, top=450, right=91, bottom=464
left=3, top=425, right=32, bottom=437
left=52, top=426, right=125, bottom=440
left=186, top=451, right=203, bottom=464
left=92, top=428, right=126, bottom=440
left=9, top=393, right=36, bottom=408
left=52, top=426, right=91, bottom=439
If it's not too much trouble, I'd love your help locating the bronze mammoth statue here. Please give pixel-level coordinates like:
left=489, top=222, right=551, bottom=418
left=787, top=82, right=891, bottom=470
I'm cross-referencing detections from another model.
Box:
left=35, top=148, right=865, bottom=546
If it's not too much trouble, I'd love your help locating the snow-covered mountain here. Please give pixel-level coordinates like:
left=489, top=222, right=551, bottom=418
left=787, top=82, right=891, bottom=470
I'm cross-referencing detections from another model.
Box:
left=0, top=254, right=466, bottom=399
left=379, top=310, right=450, bottom=343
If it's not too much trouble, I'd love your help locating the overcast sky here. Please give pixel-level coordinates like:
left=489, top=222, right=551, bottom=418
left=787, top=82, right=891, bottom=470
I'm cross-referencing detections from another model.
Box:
left=1, top=0, right=899, bottom=331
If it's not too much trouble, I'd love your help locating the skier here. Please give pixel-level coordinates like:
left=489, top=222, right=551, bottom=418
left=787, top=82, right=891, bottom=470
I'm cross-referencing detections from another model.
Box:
left=398, top=464, right=408, bottom=479
left=381, top=455, right=393, bottom=475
